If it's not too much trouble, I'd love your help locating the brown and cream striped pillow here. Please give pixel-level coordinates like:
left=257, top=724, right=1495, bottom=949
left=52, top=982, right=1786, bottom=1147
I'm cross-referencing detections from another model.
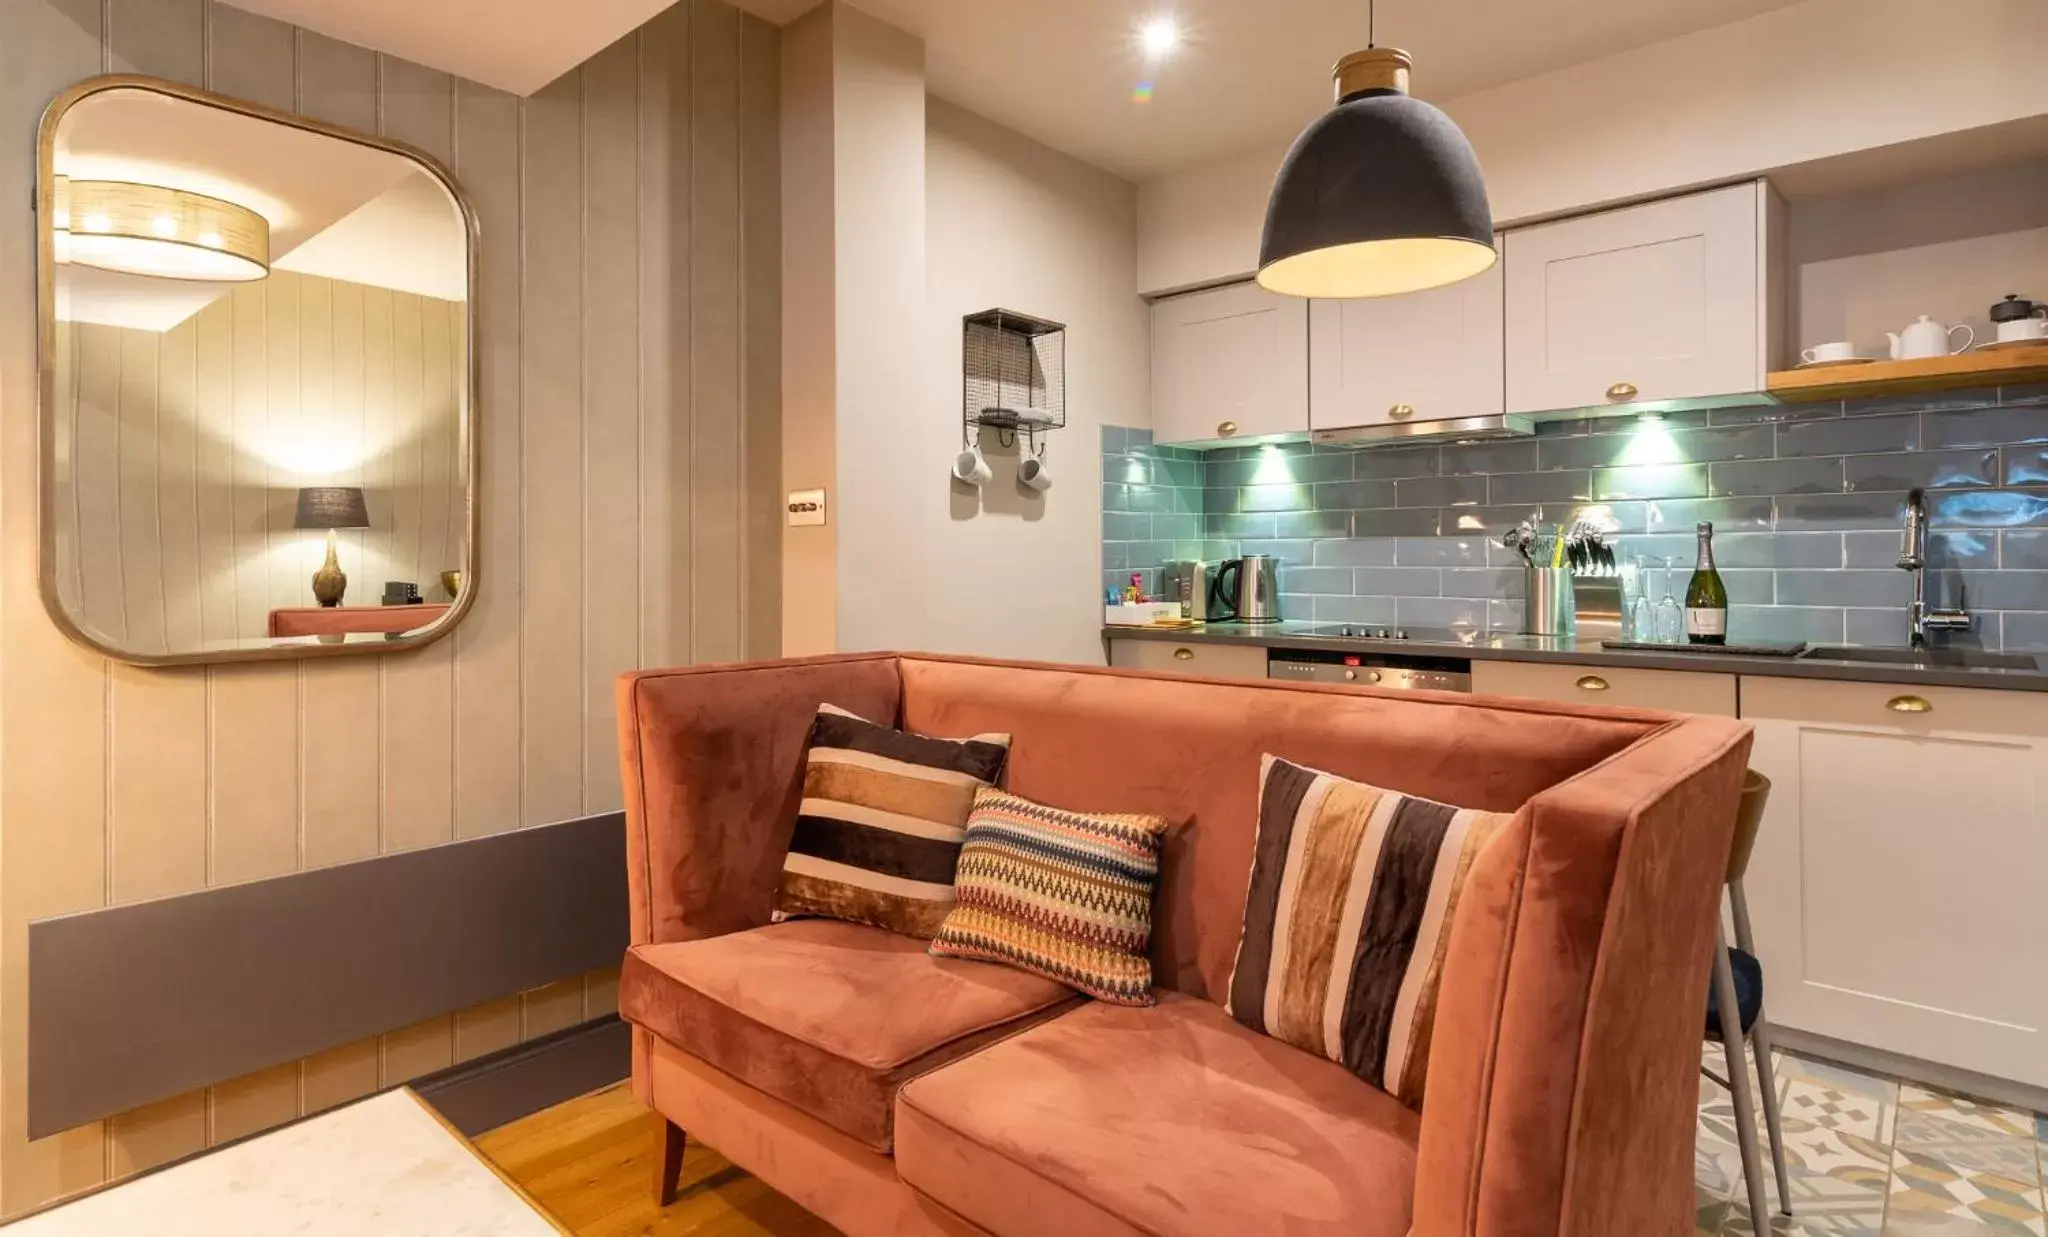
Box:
left=1224, top=755, right=1509, bottom=1106
left=775, top=704, right=1010, bottom=939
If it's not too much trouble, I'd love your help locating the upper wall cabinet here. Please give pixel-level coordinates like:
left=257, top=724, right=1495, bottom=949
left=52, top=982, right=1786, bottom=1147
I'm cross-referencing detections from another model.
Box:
left=1151, top=281, right=1308, bottom=446
left=1309, top=240, right=1504, bottom=432
left=1505, top=181, right=1781, bottom=415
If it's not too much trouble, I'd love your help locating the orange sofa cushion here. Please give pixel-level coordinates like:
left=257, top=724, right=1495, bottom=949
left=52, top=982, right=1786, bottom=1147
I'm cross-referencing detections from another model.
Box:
left=619, top=919, right=1079, bottom=1152
left=894, top=992, right=1420, bottom=1237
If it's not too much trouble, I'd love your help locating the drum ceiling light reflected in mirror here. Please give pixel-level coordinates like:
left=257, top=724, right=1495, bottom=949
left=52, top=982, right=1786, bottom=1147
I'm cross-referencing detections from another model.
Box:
left=53, top=175, right=271, bottom=281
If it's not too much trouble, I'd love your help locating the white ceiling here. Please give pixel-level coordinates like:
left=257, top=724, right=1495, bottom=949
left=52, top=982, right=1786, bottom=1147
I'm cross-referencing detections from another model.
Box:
left=739, top=0, right=1810, bottom=181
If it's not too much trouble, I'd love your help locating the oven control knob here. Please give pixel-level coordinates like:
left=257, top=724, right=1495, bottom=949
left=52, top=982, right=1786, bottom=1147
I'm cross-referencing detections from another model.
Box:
left=1343, top=669, right=1357, bottom=681
left=1393, top=629, right=1407, bottom=640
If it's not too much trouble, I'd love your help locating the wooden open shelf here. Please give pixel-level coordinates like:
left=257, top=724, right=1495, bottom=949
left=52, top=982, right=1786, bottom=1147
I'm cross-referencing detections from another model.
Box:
left=1767, top=345, right=2048, bottom=403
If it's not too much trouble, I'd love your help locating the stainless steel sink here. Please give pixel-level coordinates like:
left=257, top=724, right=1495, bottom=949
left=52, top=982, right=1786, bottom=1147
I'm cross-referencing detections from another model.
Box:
left=1802, top=645, right=2040, bottom=671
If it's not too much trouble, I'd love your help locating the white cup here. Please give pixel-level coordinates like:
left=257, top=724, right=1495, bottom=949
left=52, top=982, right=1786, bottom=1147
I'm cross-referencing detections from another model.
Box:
left=1997, top=318, right=2048, bottom=344
left=1018, top=456, right=1052, bottom=492
left=951, top=445, right=992, bottom=487
left=1801, top=341, right=1860, bottom=364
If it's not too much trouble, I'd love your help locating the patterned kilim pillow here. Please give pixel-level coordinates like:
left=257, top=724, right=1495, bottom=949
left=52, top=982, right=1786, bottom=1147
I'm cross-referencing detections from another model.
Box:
left=775, top=704, right=1010, bottom=939
left=928, top=787, right=1171, bottom=1007
left=1225, top=755, right=1511, bottom=1106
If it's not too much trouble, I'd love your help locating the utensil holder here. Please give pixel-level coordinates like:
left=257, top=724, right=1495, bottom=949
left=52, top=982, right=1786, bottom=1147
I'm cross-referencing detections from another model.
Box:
left=1570, top=575, right=1622, bottom=639
left=1524, top=568, right=1576, bottom=637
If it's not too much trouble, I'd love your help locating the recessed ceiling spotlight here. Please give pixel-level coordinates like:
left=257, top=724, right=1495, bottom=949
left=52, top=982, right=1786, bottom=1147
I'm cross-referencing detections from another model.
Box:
left=1140, top=16, right=1179, bottom=59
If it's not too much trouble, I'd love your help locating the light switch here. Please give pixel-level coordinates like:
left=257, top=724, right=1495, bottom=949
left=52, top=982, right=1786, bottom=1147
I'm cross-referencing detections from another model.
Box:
left=786, top=489, right=827, bottom=527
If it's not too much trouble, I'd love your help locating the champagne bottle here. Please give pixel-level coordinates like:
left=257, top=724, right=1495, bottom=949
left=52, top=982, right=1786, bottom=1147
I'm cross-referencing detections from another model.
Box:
left=1685, top=521, right=1728, bottom=645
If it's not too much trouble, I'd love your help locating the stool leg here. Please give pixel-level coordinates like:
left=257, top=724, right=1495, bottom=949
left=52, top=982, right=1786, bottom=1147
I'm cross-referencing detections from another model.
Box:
left=1729, top=881, right=1792, bottom=1216
left=656, top=1118, right=686, bottom=1207
left=1713, top=924, right=1770, bottom=1231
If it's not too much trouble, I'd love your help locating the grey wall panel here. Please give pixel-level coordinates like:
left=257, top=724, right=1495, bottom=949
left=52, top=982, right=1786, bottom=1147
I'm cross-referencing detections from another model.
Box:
left=28, top=812, right=627, bottom=1137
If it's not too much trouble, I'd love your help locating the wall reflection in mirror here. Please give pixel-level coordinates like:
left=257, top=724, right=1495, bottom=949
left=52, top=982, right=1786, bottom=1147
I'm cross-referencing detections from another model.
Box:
left=41, top=78, right=475, bottom=664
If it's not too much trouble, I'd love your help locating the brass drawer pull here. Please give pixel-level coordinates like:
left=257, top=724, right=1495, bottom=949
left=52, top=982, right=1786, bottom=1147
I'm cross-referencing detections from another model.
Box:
left=1217, top=420, right=1238, bottom=437
left=1606, top=381, right=1638, bottom=401
left=1388, top=403, right=1415, bottom=420
left=1576, top=674, right=1610, bottom=692
left=1886, top=694, right=1932, bottom=714
left=1173, top=647, right=1195, bottom=661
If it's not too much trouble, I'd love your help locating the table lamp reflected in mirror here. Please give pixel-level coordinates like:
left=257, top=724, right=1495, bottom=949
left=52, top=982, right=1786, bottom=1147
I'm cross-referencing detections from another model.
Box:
left=294, top=486, right=370, bottom=607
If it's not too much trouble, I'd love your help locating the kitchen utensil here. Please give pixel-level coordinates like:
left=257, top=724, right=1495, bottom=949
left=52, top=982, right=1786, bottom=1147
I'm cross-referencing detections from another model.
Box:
left=1888, top=315, right=1973, bottom=360
left=1800, top=341, right=1863, bottom=364
left=1525, top=567, right=1575, bottom=637
left=1209, top=554, right=1281, bottom=624
left=1990, top=294, right=2047, bottom=335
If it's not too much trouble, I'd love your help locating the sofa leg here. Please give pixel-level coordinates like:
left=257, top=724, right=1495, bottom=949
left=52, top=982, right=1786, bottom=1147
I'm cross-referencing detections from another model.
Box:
left=655, top=1119, right=686, bottom=1207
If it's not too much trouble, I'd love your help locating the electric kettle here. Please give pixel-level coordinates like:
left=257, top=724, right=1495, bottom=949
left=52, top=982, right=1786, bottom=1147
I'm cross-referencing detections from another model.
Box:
left=1210, top=555, right=1281, bottom=624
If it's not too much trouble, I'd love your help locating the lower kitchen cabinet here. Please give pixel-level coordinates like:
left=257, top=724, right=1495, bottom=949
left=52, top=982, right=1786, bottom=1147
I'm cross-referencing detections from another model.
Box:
left=1470, top=661, right=1737, bottom=715
left=1106, top=638, right=1268, bottom=680
left=1740, top=676, right=2048, bottom=1088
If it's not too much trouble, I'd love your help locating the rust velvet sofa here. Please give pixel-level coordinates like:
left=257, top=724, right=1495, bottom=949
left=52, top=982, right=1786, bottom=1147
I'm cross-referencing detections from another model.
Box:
left=615, top=652, right=1753, bottom=1237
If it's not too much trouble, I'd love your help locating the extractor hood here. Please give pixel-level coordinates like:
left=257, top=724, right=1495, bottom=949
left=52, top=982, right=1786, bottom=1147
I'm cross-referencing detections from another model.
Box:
left=1311, top=412, right=1534, bottom=447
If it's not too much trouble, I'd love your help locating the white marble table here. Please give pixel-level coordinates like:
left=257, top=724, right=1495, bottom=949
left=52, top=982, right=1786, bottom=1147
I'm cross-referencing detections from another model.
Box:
left=2, top=1089, right=565, bottom=1236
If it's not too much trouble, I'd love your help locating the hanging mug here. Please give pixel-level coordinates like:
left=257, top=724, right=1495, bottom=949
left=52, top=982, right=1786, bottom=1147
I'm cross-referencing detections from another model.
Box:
left=952, top=444, right=992, bottom=487
left=1018, top=454, right=1051, bottom=492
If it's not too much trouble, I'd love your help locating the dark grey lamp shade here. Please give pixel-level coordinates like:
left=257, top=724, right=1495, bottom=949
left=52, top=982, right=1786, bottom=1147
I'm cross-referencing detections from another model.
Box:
left=1258, top=51, right=1495, bottom=299
left=293, top=486, right=370, bottom=531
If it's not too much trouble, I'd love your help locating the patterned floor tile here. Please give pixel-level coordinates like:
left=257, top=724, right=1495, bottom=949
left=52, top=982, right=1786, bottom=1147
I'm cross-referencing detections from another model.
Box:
left=1899, top=1085, right=2039, bottom=1141
left=1885, top=1110, right=2046, bottom=1236
left=1781, top=1052, right=1905, bottom=1110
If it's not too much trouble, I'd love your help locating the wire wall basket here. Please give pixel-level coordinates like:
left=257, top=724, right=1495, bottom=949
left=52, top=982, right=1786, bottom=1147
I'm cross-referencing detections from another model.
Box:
left=962, top=308, right=1065, bottom=452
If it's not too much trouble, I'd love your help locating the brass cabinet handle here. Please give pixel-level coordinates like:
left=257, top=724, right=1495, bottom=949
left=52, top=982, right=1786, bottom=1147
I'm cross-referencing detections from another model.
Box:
left=1217, top=420, right=1238, bottom=437
left=1388, top=403, right=1415, bottom=420
left=1576, top=674, right=1610, bottom=692
left=1606, top=382, right=1638, bottom=401
left=1886, top=694, right=1932, bottom=714
left=1172, top=647, right=1194, bottom=661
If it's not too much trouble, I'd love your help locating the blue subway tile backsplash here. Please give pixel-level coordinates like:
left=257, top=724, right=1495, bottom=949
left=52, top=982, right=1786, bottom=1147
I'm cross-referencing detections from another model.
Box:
left=1100, top=384, right=2048, bottom=650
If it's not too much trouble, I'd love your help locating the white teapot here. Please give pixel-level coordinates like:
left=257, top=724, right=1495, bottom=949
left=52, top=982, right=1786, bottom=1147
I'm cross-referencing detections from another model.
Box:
left=1888, top=315, right=1973, bottom=360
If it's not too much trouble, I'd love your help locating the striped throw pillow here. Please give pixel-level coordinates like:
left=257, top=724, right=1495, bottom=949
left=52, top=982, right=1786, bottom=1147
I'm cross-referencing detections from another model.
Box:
left=928, top=788, right=1171, bottom=1007
left=1225, top=756, right=1510, bottom=1106
left=775, top=704, right=1010, bottom=939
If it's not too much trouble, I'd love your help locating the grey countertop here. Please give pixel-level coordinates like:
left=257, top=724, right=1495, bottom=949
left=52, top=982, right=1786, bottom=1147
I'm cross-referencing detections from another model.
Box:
left=1102, top=621, right=2048, bottom=692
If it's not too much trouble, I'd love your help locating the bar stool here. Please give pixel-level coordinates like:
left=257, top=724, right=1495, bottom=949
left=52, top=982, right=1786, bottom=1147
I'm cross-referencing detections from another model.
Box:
left=1704, top=770, right=1791, bottom=1225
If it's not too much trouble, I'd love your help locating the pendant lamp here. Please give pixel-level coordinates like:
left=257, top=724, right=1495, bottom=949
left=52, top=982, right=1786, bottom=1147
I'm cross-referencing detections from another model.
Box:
left=1257, top=5, right=1494, bottom=300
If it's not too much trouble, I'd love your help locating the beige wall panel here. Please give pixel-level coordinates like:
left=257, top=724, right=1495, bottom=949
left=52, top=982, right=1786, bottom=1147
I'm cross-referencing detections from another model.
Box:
left=300, top=1039, right=379, bottom=1114
left=518, top=71, right=587, bottom=826
left=417, top=292, right=458, bottom=592
left=359, top=286, right=396, bottom=612
left=115, top=275, right=166, bottom=656
left=377, top=57, right=455, bottom=165
left=155, top=320, right=202, bottom=650
left=522, top=979, right=587, bottom=1040
left=386, top=291, right=425, bottom=590
left=690, top=0, right=744, bottom=664
left=207, top=1063, right=299, bottom=1145
left=294, top=30, right=378, bottom=132
left=73, top=325, right=124, bottom=644
left=107, top=0, right=204, bottom=82
left=299, top=658, right=382, bottom=869
left=381, top=641, right=455, bottom=853
left=107, top=1091, right=206, bottom=1177
left=581, top=36, right=642, bottom=815
left=207, top=664, right=300, bottom=884
left=637, top=5, right=688, bottom=668
left=261, top=273, right=301, bottom=615
left=740, top=13, right=782, bottom=661
left=227, top=283, right=270, bottom=640
left=108, top=665, right=208, bottom=904
left=379, top=1016, right=453, bottom=1086
left=454, top=998, right=523, bottom=1064
left=192, top=297, right=238, bottom=645
left=451, top=80, right=523, bottom=840
left=205, top=2, right=294, bottom=112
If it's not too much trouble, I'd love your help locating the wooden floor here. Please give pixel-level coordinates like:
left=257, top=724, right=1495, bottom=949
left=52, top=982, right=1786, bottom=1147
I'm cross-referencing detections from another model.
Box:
left=476, top=1084, right=839, bottom=1236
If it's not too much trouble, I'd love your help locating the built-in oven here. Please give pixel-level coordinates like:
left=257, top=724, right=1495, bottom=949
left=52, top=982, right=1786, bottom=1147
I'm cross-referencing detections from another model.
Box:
left=1267, top=648, right=1472, bottom=692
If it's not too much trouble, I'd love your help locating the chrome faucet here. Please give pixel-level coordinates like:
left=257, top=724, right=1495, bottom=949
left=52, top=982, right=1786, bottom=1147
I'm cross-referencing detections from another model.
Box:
left=1898, top=488, right=1971, bottom=646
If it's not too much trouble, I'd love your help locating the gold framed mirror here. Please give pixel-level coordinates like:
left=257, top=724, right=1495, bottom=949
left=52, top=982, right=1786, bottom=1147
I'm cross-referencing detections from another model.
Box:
left=36, top=75, right=478, bottom=665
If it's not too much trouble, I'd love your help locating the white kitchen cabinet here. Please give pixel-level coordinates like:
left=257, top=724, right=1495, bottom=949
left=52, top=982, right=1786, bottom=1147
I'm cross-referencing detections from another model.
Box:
left=1471, top=660, right=1737, bottom=716
left=1309, top=240, right=1504, bottom=432
left=1106, top=638, right=1268, bottom=680
left=1504, top=181, right=1782, bottom=414
left=1150, top=281, right=1308, bottom=446
left=1740, top=676, right=2048, bottom=1088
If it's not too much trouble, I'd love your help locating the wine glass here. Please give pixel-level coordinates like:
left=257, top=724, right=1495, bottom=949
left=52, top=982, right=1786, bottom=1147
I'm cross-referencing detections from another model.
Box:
left=1654, top=557, right=1684, bottom=644
left=1625, top=555, right=1652, bottom=642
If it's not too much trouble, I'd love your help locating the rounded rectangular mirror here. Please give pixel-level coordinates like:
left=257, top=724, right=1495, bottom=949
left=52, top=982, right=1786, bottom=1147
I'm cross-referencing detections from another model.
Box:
left=37, top=76, right=477, bottom=665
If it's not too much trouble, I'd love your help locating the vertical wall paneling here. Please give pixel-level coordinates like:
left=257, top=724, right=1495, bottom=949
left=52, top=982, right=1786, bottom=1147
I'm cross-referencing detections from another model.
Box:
left=450, top=78, right=523, bottom=843
left=2, top=0, right=781, bottom=1212
left=740, top=16, right=782, bottom=661
left=642, top=4, right=691, bottom=669
left=691, top=0, right=744, bottom=663
left=519, top=70, right=587, bottom=828
left=582, top=35, right=641, bottom=817
left=0, top=0, right=111, bottom=1205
